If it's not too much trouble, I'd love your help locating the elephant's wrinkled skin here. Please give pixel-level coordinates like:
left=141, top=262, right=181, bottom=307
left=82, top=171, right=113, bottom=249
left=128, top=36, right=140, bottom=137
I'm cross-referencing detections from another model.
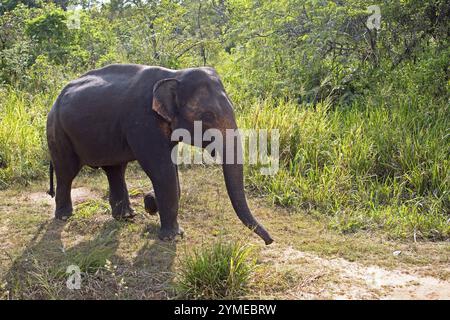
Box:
left=46, top=64, right=273, bottom=244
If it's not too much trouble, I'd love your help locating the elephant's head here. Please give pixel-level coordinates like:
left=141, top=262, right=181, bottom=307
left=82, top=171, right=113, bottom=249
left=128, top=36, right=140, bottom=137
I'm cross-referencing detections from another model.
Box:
left=152, top=67, right=273, bottom=245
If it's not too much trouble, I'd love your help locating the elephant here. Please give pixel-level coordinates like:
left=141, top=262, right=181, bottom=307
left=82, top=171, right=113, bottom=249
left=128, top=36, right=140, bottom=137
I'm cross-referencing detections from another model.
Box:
left=46, top=64, right=273, bottom=245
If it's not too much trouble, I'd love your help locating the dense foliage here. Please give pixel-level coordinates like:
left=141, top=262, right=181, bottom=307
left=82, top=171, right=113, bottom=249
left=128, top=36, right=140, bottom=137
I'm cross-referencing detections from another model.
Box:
left=0, top=0, right=448, bottom=239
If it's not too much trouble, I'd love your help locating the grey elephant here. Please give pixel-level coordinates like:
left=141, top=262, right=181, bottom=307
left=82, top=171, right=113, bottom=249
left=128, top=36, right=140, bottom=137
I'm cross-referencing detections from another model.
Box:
left=46, top=64, right=273, bottom=245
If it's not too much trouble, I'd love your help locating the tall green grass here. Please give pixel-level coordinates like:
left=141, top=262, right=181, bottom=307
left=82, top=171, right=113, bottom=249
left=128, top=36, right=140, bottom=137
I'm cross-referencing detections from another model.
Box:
left=238, top=97, right=449, bottom=240
left=0, top=87, right=56, bottom=187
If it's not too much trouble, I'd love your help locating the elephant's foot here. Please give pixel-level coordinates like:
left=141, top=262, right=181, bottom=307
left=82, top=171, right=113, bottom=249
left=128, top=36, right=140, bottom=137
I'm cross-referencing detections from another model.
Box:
left=54, top=207, right=73, bottom=221
left=111, top=202, right=135, bottom=220
left=144, top=193, right=158, bottom=215
left=158, top=226, right=184, bottom=241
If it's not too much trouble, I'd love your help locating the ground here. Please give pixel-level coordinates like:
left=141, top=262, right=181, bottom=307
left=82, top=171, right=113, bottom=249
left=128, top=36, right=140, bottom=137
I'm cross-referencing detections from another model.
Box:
left=0, top=164, right=449, bottom=299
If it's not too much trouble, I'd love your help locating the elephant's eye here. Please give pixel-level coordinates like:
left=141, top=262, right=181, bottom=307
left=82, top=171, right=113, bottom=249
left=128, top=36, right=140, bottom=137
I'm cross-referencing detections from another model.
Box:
left=201, top=111, right=216, bottom=123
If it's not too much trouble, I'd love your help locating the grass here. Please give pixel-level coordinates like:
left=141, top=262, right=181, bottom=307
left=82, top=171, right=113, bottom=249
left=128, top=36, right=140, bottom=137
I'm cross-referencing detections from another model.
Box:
left=176, top=241, right=256, bottom=299
left=0, top=87, right=55, bottom=188
left=0, top=166, right=448, bottom=300
left=238, top=97, right=449, bottom=240
left=73, top=199, right=111, bottom=220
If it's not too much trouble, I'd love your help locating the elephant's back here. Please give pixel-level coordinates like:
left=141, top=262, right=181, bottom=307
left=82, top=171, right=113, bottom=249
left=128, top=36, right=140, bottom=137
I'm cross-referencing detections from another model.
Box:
left=48, top=65, right=149, bottom=165
left=61, top=65, right=145, bottom=108
left=55, top=64, right=174, bottom=114
left=52, top=65, right=149, bottom=131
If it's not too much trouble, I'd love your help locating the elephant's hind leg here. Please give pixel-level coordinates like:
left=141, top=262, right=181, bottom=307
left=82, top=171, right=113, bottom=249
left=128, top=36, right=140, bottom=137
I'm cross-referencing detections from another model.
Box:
left=53, top=155, right=81, bottom=220
left=103, top=164, right=135, bottom=220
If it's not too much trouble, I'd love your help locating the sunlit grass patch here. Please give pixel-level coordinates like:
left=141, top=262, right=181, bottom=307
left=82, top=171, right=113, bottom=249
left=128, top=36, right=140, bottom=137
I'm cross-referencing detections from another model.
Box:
left=72, top=199, right=110, bottom=220
left=176, top=241, right=256, bottom=299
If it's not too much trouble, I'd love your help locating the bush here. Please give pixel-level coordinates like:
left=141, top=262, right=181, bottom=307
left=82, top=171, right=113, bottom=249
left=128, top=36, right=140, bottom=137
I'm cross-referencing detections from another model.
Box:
left=176, top=241, right=256, bottom=299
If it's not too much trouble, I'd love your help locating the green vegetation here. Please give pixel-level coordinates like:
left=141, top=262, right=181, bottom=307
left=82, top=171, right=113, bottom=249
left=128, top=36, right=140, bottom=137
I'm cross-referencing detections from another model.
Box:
left=0, top=0, right=448, bottom=241
left=176, top=241, right=255, bottom=299
left=241, top=97, right=449, bottom=239
left=73, top=199, right=110, bottom=220
left=0, top=88, right=51, bottom=186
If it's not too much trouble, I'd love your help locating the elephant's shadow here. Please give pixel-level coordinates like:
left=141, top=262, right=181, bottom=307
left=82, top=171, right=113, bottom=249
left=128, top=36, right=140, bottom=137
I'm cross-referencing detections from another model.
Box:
left=3, top=217, right=177, bottom=299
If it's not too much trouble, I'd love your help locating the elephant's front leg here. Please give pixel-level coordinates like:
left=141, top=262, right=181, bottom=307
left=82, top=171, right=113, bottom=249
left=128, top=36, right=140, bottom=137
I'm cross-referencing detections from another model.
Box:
left=151, top=168, right=183, bottom=240
left=129, top=133, right=183, bottom=240
left=143, top=162, right=182, bottom=240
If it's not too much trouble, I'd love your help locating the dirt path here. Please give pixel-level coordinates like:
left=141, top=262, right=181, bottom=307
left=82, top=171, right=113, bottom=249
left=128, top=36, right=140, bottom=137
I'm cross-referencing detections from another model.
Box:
left=27, top=187, right=93, bottom=207
left=260, top=245, right=450, bottom=299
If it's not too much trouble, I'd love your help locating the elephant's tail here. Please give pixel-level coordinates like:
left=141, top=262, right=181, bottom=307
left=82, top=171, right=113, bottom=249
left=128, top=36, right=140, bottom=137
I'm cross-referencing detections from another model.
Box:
left=47, top=162, right=55, bottom=198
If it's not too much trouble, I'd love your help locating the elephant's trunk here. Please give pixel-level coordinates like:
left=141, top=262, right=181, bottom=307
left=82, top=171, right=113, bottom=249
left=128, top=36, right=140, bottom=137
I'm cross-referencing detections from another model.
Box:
left=221, top=132, right=273, bottom=245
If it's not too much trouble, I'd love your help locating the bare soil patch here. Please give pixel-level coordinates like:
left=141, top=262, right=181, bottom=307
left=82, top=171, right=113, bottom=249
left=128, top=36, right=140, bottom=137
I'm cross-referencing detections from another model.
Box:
left=261, top=245, right=450, bottom=299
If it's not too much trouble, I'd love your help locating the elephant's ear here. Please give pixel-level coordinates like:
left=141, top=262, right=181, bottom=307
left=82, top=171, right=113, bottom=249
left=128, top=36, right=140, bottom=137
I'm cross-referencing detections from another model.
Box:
left=152, top=78, right=179, bottom=122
